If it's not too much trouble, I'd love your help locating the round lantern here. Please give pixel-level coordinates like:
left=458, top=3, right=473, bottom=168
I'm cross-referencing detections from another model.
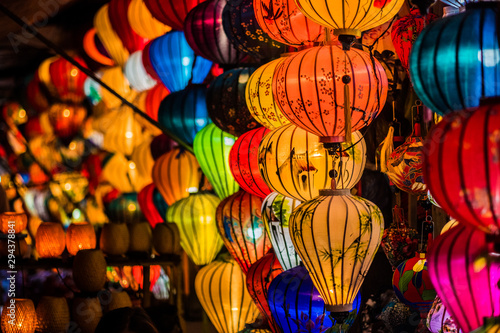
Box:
left=290, top=189, right=384, bottom=313
left=246, top=252, right=284, bottom=332
left=99, top=222, right=130, bottom=256
left=36, top=296, right=70, bottom=333
left=145, top=31, right=213, bottom=93
left=427, top=296, right=462, bottom=333
left=1, top=298, right=36, bottom=333
left=273, top=44, right=387, bottom=144
left=72, top=297, right=102, bottom=333
left=66, top=222, right=96, bottom=256
left=128, top=221, right=153, bottom=253
left=100, top=67, right=133, bottom=110
left=424, top=103, right=500, bottom=234
left=166, top=193, right=223, bottom=265
left=195, top=255, right=260, bottom=333
left=138, top=183, right=168, bottom=228
left=150, top=133, right=176, bottom=160
left=184, top=0, right=246, bottom=64
left=105, top=192, right=145, bottom=224
left=35, top=222, right=65, bottom=258
left=392, top=253, right=436, bottom=315
left=107, top=0, right=148, bottom=54
left=428, top=223, right=500, bottom=332
left=47, top=56, right=88, bottom=103
left=94, top=4, right=130, bottom=66
left=158, top=85, right=211, bottom=146
left=153, top=223, right=182, bottom=255
left=144, top=0, right=205, bottom=31
left=48, top=104, right=86, bottom=139
left=124, top=50, right=157, bottom=92
left=144, top=85, right=169, bottom=122
left=206, top=67, right=260, bottom=137
left=127, top=0, right=171, bottom=39
left=73, top=249, right=107, bottom=293
left=152, top=148, right=202, bottom=205
left=193, top=123, right=239, bottom=199
left=229, top=127, right=272, bottom=198
left=381, top=219, right=419, bottom=270
left=222, top=0, right=286, bottom=60
left=261, top=192, right=301, bottom=270
left=216, top=190, right=272, bottom=273
left=410, top=4, right=500, bottom=116
left=0, top=212, right=28, bottom=234
left=258, top=124, right=366, bottom=201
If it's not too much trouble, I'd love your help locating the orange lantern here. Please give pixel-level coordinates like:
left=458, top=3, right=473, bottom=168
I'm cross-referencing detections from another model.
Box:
left=127, top=0, right=171, bottom=39
left=0, top=298, right=36, bottom=333
left=83, top=28, right=115, bottom=67
left=0, top=212, right=28, bottom=234
left=66, top=222, right=96, bottom=256
left=48, top=56, right=88, bottom=103
left=47, top=104, right=87, bottom=139
left=94, top=4, right=130, bottom=67
left=35, top=222, right=66, bottom=258
left=100, top=67, right=133, bottom=110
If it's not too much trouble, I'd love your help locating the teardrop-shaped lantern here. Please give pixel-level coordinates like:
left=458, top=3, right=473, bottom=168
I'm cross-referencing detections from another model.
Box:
left=144, top=0, right=206, bottom=31
left=94, top=4, right=130, bottom=67
left=193, top=123, right=239, bottom=200
left=258, top=124, right=366, bottom=201
left=290, top=189, right=384, bottom=313
left=216, top=190, right=272, bottom=273
left=127, top=0, right=171, bottom=39
left=166, top=193, right=223, bottom=265
left=48, top=104, right=87, bottom=139
left=137, top=183, right=168, bottom=228
left=152, top=148, right=202, bottom=205
left=124, top=50, right=157, bottom=92
left=48, top=56, right=88, bottom=103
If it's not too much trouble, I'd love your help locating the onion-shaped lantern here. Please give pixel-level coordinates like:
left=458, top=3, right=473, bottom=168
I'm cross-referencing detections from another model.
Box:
left=48, top=104, right=87, bottom=139
left=193, top=123, right=239, bottom=200
left=166, top=193, right=223, bottom=265
left=427, top=296, right=462, bottom=333
left=94, top=4, right=130, bottom=67
left=216, top=190, right=272, bottom=273
left=48, top=56, right=88, bottom=103
left=127, top=0, right=171, bottom=39
left=137, top=183, right=168, bottom=228
left=273, top=44, right=387, bottom=144
left=290, top=189, right=384, bottom=314
left=124, top=50, right=157, bottom=92
left=144, top=0, right=206, bottom=31
left=105, top=192, right=144, bottom=224
left=258, top=124, right=366, bottom=201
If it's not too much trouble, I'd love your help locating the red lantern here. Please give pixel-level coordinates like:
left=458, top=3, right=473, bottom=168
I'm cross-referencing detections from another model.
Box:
left=108, top=0, right=149, bottom=54
left=144, top=0, right=206, bottom=31
left=246, top=251, right=283, bottom=332
left=137, top=183, right=166, bottom=228
left=48, top=56, right=88, bottom=103
left=48, top=104, right=87, bottom=139
left=26, top=72, right=49, bottom=113
left=145, top=84, right=169, bottom=122
left=423, top=103, right=500, bottom=234
left=229, top=127, right=272, bottom=198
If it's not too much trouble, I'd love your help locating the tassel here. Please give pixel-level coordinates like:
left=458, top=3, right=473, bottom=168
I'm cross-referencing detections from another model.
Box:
left=342, top=75, right=352, bottom=144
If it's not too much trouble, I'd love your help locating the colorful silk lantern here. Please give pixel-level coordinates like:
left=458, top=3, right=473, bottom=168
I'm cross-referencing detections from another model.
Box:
left=158, top=85, right=211, bottom=146
left=108, top=0, right=148, bottom=54
left=0, top=212, right=28, bottom=234
left=145, top=31, right=212, bottom=93
left=137, top=183, right=168, bottom=228
left=246, top=251, right=284, bottom=332
left=35, top=222, right=66, bottom=258
left=124, top=50, right=157, bottom=92
left=193, top=123, right=239, bottom=200
left=101, top=153, right=150, bottom=193
left=427, top=296, right=462, bottom=333
left=94, top=4, right=130, bottom=66
left=229, top=127, right=272, bottom=198
left=258, top=124, right=366, bottom=201
left=423, top=103, right=500, bottom=234
left=144, top=0, right=206, bottom=31
left=195, top=255, right=260, bottom=333
left=150, top=134, right=176, bottom=160
left=127, top=0, right=171, bottom=39
left=105, top=192, right=144, bottom=223
left=152, top=148, right=202, bottom=205
left=47, top=56, right=88, bottom=103
left=48, top=104, right=86, bottom=139
left=66, top=222, right=97, bottom=256
left=410, top=4, right=500, bottom=116
left=1, top=298, right=36, bottom=333
left=216, top=190, right=272, bottom=273
left=102, top=105, right=145, bottom=157
left=100, top=66, right=133, bottom=109
left=428, top=223, right=500, bottom=332
left=207, top=67, right=260, bottom=137
left=83, top=28, right=115, bottom=66
left=290, top=189, right=384, bottom=313
left=166, top=193, right=223, bottom=265
left=273, top=44, right=387, bottom=144
left=184, top=0, right=245, bottom=64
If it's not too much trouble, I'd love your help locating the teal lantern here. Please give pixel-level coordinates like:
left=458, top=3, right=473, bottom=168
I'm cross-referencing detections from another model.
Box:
left=105, top=192, right=144, bottom=224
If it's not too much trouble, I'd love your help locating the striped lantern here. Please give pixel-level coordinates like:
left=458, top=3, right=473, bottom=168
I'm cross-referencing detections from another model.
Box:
left=124, top=50, right=157, bottom=92
left=428, top=223, right=500, bottom=332
left=0, top=299, right=36, bottom=333
left=216, top=190, right=272, bottom=273
left=107, top=0, right=148, bottom=54
left=144, top=0, right=206, bottom=31
left=48, top=104, right=86, bottom=139
left=195, top=255, right=260, bottom=333
left=261, top=192, right=301, bottom=270
left=229, top=127, right=272, bottom=198
left=47, top=56, right=88, bottom=103
left=66, top=222, right=96, bottom=256
left=35, top=222, right=66, bottom=258
left=130, top=136, right=155, bottom=186
left=36, top=296, right=70, bottom=333
left=258, top=124, right=366, bottom=201
left=166, top=193, right=223, bottom=265
left=127, top=0, right=171, bottom=39
left=137, top=183, right=168, bottom=228
left=94, top=5, right=129, bottom=66
left=193, top=123, right=239, bottom=200
left=152, top=148, right=202, bottom=206
left=290, top=189, right=384, bottom=313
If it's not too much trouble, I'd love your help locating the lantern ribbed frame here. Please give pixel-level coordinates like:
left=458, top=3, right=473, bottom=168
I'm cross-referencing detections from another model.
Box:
left=35, top=222, right=66, bottom=258
left=66, top=222, right=96, bottom=256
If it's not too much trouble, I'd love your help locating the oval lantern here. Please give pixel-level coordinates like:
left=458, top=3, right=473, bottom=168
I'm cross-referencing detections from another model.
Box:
left=137, top=183, right=168, bottom=228
left=48, top=104, right=87, bottom=139
left=229, top=127, right=272, bottom=198
left=258, top=124, right=366, bottom=201
left=145, top=31, right=213, bottom=93
left=127, top=0, right=171, bottom=39
left=428, top=223, right=500, bottom=332
left=94, top=4, right=130, bottom=67
left=273, top=44, right=388, bottom=144
left=66, top=222, right=97, bottom=256
left=427, top=296, right=462, bottom=333
left=152, top=148, right=202, bottom=206
left=195, top=255, right=260, bottom=333
left=124, top=50, right=157, bottom=92
left=184, top=0, right=246, bottom=64
left=216, top=190, right=272, bottom=273
left=246, top=251, right=284, bottom=332
left=261, top=192, right=301, bottom=270
left=35, top=222, right=66, bottom=258
left=108, top=0, right=148, bottom=55
left=158, top=85, right=211, bottom=146
left=48, top=56, right=88, bottom=103
left=72, top=249, right=107, bottom=293
left=193, top=123, right=239, bottom=200
left=0, top=298, right=36, bottom=333
left=144, top=0, right=206, bottom=31
left=207, top=67, right=260, bottom=137
left=290, top=189, right=384, bottom=314
left=150, top=133, right=176, bottom=160
left=423, top=103, right=500, bottom=234
left=144, top=85, right=169, bottom=122
left=410, top=4, right=500, bottom=116
left=166, top=193, right=223, bottom=265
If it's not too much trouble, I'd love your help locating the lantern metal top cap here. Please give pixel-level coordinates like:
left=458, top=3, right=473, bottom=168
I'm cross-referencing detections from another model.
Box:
left=319, top=189, right=351, bottom=196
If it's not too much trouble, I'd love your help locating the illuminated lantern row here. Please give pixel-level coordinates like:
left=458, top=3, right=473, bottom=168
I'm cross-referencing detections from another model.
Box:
left=47, top=56, right=88, bottom=103
left=195, top=255, right=260, bottom=333
left=124, top=50, right=157, bottom=92
left=137, top=183, right=168, bottom=228
left=258, top=124, right=366, bottom=201
left=48, top=104, right=86, bottom=139
left=144, top=0, right=205, bottom=31
left=423, top=103, right=500, bottom=234
left=273, top=44, right=388, bottom=144
left=428, top=223, right=500, bottom=332
left=290, top=189, right=384, bottom=313
left=216, top=190, right=272, bottom=273
left=166, top=193, right=223, bottom=265
left=127, top=0, right=171, bottom=40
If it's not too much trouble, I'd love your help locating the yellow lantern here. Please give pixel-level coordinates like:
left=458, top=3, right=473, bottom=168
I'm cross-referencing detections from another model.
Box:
left=258, top=124, right=366, bottom=201
left=66, top=222, right=96, bottom=256
left=128, top=0, right=171, bottom=39
left=246, top=57, right=290, bottom=129
left=100, top=67, right=133, bottom=109
left=0, top=212, right=28, bottom=234
left=35, top=222, right=66, bottom=258
left=130, top=136, right=155, bottom=185
left=94, top=5, right=129, bottom=67
left=49, top=172, right=89, bottom=203
left=195, top=255, right=260, bottom=333
left=0, top=298, right=36, bottom=333
left=102, top=104, right=145, bottom=156
left=166, top=193, right=223, bottom=265
left=101, top=153, right=150, bottom=192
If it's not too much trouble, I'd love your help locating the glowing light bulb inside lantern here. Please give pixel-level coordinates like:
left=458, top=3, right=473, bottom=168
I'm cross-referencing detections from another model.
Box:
left=125, top=131, right=134, bottom=139
left=246, top=227, right=263, bottom=240
left=64, top=183, right=72, bottom=191
left=195, top=118, right=207, bottom=126
left=69, top=141, right=77, bottom=150
left=188, top=187, right=198, bottom=193
left=128, top=203, right=136, bottom=211
left=224, top=137, right=235, bottom=146
left=231, top=307, right=239, bottom=311
left=129, top=162, right=136, bottom=170
left=63, top=109, right=70, bottom=117
left=18, top=109, right=26, bottom=118
left=71, top=68, right=78, bottom=77
left=478, top=49, right=500, bottom=67
left=182, top=57, right=191, bottom=66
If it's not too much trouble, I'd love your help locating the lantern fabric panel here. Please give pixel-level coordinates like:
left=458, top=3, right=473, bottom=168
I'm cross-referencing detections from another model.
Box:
left=1, top=299, right=36, bottom=333
left=94, top=5, right=129, bottom=67
left=144, top=0, right=206, bottom=31
left=128, top=0, right=171, bottom=39
left=124, top=51, right=157, bottom=92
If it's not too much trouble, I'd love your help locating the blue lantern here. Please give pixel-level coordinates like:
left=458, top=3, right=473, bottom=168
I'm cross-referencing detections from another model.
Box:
left=267, top=265, right=362, bottom=333
left=410, top=3, right=500, bottom=116
left=158, top=85, right=212, bottom=147
left=146, top=31, right=213, bottom=93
